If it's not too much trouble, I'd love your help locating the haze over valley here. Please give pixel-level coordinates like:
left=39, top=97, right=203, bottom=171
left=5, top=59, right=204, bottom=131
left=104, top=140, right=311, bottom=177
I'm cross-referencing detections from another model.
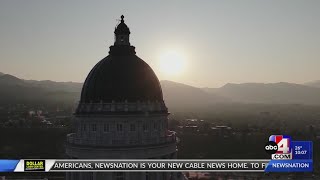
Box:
left=1, top=72, right=320, bottom=110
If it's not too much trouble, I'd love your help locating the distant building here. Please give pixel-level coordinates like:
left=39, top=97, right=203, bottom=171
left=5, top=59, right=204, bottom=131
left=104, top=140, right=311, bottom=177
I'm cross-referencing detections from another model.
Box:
left=210, top=125, right=232, bottom=137
left=186, top=172, right=210, bottom=179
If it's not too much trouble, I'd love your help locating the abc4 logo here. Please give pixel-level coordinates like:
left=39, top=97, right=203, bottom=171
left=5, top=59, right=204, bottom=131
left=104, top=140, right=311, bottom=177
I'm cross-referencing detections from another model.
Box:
left=265, top=135, right=291, bottom=155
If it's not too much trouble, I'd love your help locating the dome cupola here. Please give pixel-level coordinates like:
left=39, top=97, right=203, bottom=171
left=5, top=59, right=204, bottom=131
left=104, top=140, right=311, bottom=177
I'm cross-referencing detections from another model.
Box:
left=114, top=15, right=130, bottom=35
left=114, top=15, right=131, bottom=46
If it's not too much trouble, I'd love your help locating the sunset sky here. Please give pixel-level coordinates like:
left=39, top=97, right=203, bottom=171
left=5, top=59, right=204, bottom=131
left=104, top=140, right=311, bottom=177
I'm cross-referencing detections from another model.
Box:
left=0, top=0, right=319, bottom=87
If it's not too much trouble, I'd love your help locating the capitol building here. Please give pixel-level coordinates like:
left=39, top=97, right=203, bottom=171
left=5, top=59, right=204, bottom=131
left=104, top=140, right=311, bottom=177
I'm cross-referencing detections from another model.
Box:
left=66, top=16, right=179, bottom=180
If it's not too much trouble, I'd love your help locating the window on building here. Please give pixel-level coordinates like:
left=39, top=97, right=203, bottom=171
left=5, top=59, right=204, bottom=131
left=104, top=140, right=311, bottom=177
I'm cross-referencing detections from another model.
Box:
left=117, top=124, right=123, bottom=132
left=73, top=172, right=79, bottom=180
left=143, top=124, right=148, bottom=132
left=130, top=124, right=135, bottom=131
left=83, top=124, right=86, bottom=131
left=91, top=124, right=96, bottom=132
left=104, top=124, right=109, bottom=132
left=114, top=172, right=124, bottom=180
left=120, top=36, right=125, bottom=43
left=87, top=172, right=93, bottom=180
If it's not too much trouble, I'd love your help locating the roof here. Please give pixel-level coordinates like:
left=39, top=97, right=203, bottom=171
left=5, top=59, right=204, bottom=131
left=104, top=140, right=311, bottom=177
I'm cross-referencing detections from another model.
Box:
left=80, top=52, right=164, bottom=103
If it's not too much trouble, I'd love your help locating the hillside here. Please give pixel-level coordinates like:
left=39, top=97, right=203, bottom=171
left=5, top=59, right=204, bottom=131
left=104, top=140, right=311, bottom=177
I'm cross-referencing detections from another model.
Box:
left=0, top=73, right=80, bottom=106
left=1, top=72, right=320, bottom=108
left=214, top=82, right=320, bottom=105
left=305, top=80, right=320, bottom=88
left=160, top=80, right=229, bottom=110
left=0, top=73, right=229, bottom=109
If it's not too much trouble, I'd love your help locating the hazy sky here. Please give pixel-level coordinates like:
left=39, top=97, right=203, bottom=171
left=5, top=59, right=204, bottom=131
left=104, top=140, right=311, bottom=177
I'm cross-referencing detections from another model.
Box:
left=0, top=0, right=319, bottom=87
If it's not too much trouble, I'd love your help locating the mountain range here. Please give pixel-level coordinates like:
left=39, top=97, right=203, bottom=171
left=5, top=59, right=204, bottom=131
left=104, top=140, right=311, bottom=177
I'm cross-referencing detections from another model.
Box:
left=0, top=72, right=320, bottom=108
left=304, top=80, right=320, bottom=88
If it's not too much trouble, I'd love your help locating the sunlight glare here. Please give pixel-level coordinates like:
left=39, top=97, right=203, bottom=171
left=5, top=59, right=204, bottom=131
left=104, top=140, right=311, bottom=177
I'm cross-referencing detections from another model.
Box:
left=159, top=51, right=186, bottom=76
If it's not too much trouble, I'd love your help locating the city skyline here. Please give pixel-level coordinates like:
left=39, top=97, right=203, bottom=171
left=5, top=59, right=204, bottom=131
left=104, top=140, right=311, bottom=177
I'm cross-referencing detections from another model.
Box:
left=0, top=0, right=319, bottom=87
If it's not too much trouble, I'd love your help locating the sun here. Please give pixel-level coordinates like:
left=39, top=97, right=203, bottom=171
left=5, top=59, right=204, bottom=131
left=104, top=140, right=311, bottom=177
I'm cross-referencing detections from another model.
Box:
left=159, top=51, right=186, bottom=76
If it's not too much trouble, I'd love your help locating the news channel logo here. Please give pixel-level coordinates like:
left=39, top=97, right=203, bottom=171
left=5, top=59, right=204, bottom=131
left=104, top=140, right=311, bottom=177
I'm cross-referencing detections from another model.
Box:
left=265, top=135, right=292, bottom=160
left=24, top=160, right=45, bottom=171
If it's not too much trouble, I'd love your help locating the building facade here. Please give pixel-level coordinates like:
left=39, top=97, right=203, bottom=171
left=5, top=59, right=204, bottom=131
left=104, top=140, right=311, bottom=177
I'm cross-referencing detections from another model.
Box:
left=66, top=15, right=178, bottom=180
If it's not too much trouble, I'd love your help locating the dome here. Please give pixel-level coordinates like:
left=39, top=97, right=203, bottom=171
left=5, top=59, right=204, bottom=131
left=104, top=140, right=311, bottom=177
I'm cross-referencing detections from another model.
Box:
left=79, top=15, right=164, bottom=104
left=80, top=53, right=164, bottom=103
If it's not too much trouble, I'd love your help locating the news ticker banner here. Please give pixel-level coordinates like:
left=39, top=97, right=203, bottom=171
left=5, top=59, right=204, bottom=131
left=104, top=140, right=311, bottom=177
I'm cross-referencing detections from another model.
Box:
left=0, top=159, right=313, bottom=172
left=0, top=135, right=313, bottom=173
